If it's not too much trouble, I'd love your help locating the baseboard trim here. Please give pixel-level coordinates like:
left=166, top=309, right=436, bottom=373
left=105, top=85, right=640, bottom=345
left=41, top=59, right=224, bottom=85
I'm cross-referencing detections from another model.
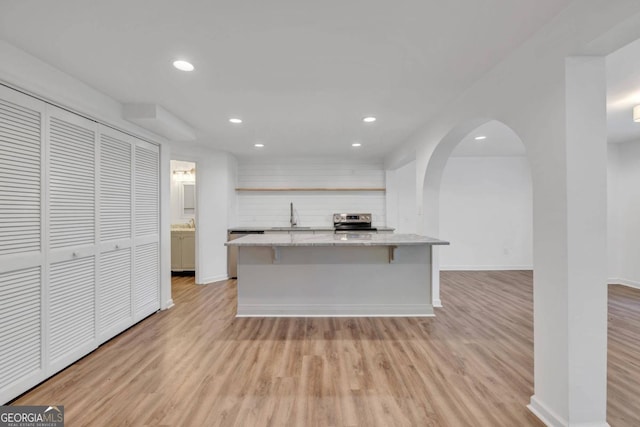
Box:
left=608, top=277, right=640, bottom=290
left=441, top=265, right=533, bottom=271
left=433, top=299, right=442, bottom=308
left=198, top=274, right=229, bottom=285
left=162, top=299, right=174, bottom=310
left=528, top=395, right=567, bottom=427
left=236, top=303, right=435, bottom=318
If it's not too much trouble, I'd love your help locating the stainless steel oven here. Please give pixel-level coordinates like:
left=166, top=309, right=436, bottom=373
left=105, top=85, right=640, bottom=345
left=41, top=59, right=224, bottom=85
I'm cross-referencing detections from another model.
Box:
left=333, top=213, right=377, bottom=233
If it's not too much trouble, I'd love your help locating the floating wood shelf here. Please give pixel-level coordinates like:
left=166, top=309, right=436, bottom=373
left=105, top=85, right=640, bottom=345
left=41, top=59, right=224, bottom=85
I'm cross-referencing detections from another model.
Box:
left=235, top=187, right=386, bottom=192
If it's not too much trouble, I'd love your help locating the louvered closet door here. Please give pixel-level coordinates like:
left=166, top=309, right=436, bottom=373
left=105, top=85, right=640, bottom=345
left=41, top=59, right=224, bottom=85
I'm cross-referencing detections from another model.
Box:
left=133, top=140, right=159, bottom=320
left=0, top=86, right=46, bottom=404
left=97, top=126, right=133, bottom=341
left=46, top=106, right=98, bottom=372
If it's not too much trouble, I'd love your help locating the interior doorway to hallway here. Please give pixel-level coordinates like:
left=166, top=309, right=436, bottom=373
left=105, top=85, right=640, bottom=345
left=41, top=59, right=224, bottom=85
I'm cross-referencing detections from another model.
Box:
left=170, top=160, right=197, bottom=277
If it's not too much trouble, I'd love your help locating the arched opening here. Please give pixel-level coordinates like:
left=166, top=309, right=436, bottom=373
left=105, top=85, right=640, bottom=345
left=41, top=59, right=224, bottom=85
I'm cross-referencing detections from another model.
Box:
left=604, top=35, right=640, bottom=425
left=420, top=119, right=532, bottom=307
left=438, top=120, right=532, bottom=273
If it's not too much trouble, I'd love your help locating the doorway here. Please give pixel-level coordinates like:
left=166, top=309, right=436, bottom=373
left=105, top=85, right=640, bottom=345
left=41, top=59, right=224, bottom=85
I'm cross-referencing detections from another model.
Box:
left=170, top=160, right=197, bottom=277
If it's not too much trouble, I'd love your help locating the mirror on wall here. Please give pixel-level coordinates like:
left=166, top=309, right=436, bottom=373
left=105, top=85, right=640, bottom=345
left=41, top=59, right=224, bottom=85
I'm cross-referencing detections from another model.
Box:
left=170, top=160, right=196, bottom=222
left=182, top=182, right=195, bottom=216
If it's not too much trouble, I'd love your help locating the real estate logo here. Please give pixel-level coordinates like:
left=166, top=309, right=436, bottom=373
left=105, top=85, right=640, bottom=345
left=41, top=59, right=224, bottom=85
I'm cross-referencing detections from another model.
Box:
left=0, top=405, right=64, bottom=427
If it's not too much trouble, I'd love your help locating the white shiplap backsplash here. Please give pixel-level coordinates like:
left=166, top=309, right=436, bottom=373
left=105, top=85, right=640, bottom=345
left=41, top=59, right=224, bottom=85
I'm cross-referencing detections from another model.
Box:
left=236, top=158, right=386, bottom=227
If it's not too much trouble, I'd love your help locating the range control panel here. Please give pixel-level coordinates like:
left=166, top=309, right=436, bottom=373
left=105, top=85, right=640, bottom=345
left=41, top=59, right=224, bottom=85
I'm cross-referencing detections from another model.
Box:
left=333, top=213, right=372, bottom=225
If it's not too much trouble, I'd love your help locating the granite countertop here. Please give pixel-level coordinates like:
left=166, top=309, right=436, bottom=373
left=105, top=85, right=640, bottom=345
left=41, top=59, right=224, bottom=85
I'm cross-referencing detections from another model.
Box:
left=171, top=225, right=195, bottom=231
left=225, top=233, right=448, bottom=247
left=228, top=226, right=395, bottom=232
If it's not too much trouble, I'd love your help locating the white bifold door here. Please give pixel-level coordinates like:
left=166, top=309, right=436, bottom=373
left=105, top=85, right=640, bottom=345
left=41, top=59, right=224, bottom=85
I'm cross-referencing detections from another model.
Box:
left=0, top=86, right=47, bottom=403
left=47, top=107, right=98, bottom=374
left=0, top=85, right=161, bottom=404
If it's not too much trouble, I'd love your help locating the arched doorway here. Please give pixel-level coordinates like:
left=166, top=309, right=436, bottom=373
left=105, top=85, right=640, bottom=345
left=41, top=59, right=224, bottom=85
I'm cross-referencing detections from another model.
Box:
left=438, top=121, right=532, bottom=274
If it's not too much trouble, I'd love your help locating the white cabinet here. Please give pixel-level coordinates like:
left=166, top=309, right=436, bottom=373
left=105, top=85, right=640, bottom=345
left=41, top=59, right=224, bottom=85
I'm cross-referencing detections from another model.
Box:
left=133, top=141, right=159, bottom=320
left=98, top=247, right=131, bottom=339
left=48, top=256, right=96, bottom=372
left=48, top=107, right=96, bottom=249
left=99, top=128, right=132, bottom=242
left=0, top=85, right=161, bottom=404
left=171, top=230, right=195, bottom=271
left=0, top=86, right=46, bottom=401
left=98, top=126, right=133, bottom=341
left=134, top=242, right=159, bottom=320
left=46, top=106, right=98, bottom=372
left=0, top=267, right=42, bottom=402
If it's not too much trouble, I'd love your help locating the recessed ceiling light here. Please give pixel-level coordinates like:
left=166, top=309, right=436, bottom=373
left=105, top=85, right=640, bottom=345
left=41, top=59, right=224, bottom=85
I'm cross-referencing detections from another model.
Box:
left=474, top=136, right=487, bottom=140
left=173, top=60, right=194, bottom=72
left=363, top=116, right=377, bottom=123
left=254, top=143, right=264, bottom=148
left=229, top=118, right=243, bottom=124
left=352, top=142, right=362, bottom=147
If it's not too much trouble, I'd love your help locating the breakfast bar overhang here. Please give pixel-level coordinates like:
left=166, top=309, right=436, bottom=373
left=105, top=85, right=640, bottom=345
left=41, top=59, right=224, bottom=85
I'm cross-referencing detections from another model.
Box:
left=225, top=233, right=449, bottom=317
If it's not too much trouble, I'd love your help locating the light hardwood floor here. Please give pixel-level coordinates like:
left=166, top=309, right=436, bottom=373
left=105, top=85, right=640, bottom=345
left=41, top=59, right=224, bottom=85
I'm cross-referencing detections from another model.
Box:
left=10, top=272, right=640, bottom=426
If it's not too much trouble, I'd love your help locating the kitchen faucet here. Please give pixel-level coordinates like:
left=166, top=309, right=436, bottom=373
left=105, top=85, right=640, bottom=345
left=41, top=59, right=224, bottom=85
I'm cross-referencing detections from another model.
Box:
left=290, top=202, right=297, bottom=227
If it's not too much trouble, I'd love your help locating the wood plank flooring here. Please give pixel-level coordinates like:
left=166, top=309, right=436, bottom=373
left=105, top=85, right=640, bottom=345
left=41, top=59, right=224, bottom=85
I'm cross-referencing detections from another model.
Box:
left=607, top=284, right=640, bottom=427
left=10, top=272, right=640, bottom=426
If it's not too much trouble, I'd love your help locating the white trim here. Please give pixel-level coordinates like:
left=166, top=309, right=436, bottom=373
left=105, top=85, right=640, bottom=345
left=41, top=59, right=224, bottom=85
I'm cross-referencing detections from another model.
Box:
left=160, top=144, right=173, bottom=314
left=608, top=277, right=640, bottom=289
left=528, top=394, right=610, bottom=427
left=433, top=299, right=442, bottom=308
left=441, top=265, right=533, bottom=271
left=162, top=299, right=174, bottom=310
left=198, top=274, right=229, bottom=285
left=236, top=304, right=435, bottom=317
left=528, top=395, right=568, bottom=427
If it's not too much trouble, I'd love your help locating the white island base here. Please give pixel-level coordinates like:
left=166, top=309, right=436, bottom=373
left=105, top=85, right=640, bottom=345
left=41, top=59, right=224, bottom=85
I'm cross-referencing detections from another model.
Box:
left=229, top=233, right=448, bottom=317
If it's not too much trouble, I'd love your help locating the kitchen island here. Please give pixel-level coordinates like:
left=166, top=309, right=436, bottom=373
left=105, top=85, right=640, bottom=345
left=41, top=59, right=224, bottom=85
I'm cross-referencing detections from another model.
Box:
left=225, top=233, right=448, bottom=317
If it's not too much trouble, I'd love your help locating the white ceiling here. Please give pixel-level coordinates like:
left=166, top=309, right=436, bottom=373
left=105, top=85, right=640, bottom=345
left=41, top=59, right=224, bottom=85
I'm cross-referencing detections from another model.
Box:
left=449, top=38, right=640, bottom=156
left=451, top=121, right=526, bottom=157
left=0, top=0, right=573, bottom=158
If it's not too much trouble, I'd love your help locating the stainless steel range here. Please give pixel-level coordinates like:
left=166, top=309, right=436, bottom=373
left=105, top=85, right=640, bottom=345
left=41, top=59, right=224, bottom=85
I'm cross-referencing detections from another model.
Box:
left=333, top=213, right=377, bottom=233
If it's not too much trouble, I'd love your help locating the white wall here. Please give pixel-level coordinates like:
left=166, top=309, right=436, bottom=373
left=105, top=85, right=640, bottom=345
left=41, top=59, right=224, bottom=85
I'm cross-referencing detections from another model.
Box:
left=385, top=160, right=417, bottom=233
left=236, top=157, right=386, bottom=227
left=169, top=160, right=196, bottom=224
left=608, top=141, right=640, bottom=287
left=608, top=144, right=622, bottom=279
left=439, top=156, right=533, bottom=270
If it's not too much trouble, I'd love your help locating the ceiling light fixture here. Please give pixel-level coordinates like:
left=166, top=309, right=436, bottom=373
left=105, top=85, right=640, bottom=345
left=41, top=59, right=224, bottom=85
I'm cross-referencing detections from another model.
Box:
left=172, top=167, right=196, bottom=181
left=363, top=116, right=376, bottom=123
left=254, top=143, right=264, bottom=148
left=173, top=60, right=194, bottom=72
left=352, top=142, right=362, bottom=147
left=474, top=135, right=487, bottom=141
left=229, top=118, right=243, bottom=124
left=634, top=105, right=640, bottom=123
